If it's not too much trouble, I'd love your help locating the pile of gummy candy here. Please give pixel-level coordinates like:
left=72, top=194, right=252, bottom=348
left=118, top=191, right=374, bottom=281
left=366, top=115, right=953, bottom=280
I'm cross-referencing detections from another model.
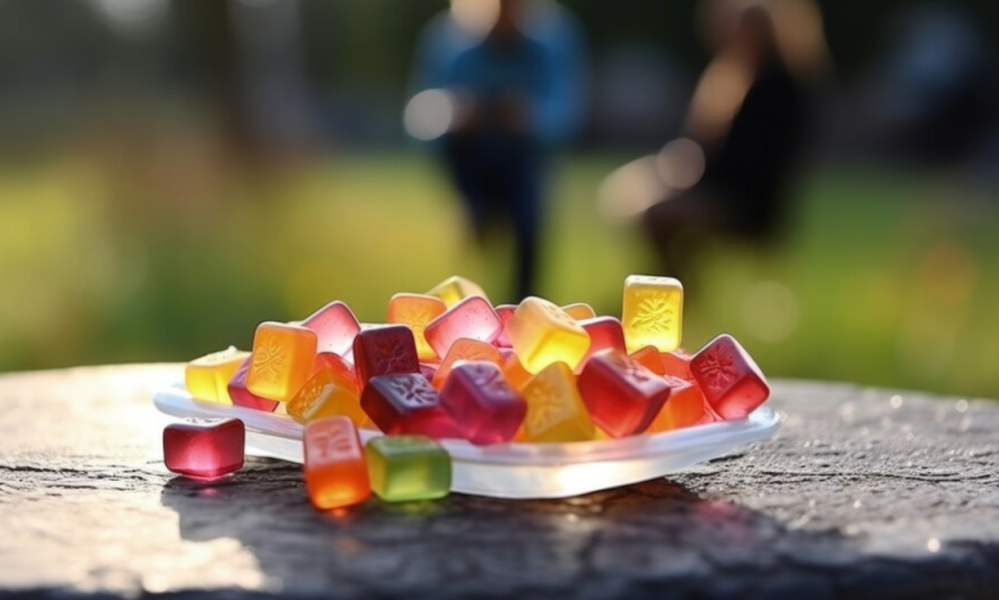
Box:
left=165, top=274, right=770, bottom=510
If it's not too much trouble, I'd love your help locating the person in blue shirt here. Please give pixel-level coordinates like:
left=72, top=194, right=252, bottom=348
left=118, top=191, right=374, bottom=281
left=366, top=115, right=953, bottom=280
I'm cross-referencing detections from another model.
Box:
left=408, top=0, right=586, bottom=300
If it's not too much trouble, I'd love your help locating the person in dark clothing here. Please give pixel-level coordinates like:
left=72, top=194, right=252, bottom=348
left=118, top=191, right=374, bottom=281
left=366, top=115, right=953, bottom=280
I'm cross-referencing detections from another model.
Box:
left=408, top=0, right=586, bottom=301
left=641, top=4, right=817, bottom=282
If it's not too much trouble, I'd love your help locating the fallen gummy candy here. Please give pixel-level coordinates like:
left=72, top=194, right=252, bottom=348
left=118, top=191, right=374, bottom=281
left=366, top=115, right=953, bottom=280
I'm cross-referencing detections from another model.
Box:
left=163, top=418, right=244, bottom=479
left=304, top=416, right=371, bottom=509
left=364, top=435, right=451, bottom=502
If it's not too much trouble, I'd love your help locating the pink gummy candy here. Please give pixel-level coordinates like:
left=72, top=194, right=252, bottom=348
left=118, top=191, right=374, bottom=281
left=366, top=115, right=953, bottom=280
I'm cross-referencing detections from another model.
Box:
left=424, top=296, right=502, bottom=359
left=302, top=301, right=362, bottom=356
left=440, top=361, right=526, bottom=445
left=163, top=419, right=245, bottom=479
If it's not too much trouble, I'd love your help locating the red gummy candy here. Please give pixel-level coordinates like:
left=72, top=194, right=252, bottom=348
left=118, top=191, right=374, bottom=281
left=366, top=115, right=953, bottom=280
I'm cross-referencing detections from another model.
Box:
left=690, top=334, right=770, bottom=419
left=493, top=304, right=517, bottom=348
left=424, top=296, right=502, bottom=359
left=303, top=301, right=362, bottom=356
left=579, top=317, right=627, bottom=366
left=163, top=419, right=245, bottom=479
left=228, top=357, right=279, bottom=412
left=578, top=352, right=671, bottom=438
left=440, top=362, right=526, bottom=445
left=352, top=325, right=421, bottom=387
left=360, top=373, right=459, bottom=439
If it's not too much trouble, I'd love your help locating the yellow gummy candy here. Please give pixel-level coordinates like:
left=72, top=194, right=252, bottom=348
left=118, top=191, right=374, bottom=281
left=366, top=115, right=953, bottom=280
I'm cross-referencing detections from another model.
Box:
left=621, top=275, right=683, bottom=353
left=426, top=275, right=490, bottom=308
left=507, top=297, right=590, bottom=374
left=184, top=347, right=249, bottom=404
left=247, top=321, right=317, bottom=402
left=521, top=362, right=595, bottom=442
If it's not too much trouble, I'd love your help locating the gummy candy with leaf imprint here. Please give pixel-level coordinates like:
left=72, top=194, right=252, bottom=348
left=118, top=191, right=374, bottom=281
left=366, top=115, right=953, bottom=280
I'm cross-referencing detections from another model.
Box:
left=247, top=322, right=318, bottom=402
left=304, top=416, right=371, bottom=509
left=352, top=325, right=421, bottom=386
left=690, top=334, right=770, bottom=420
left=361, top=373, right=460, bottom=439
left=622, top=275, right=683, bottom=353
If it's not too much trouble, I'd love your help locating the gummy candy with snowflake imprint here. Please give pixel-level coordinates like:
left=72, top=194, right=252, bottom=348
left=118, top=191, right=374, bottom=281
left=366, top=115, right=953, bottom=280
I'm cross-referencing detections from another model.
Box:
left=352, top=325, right=421, bottom=387
left=622, top=275, right=683, bottom=353
left=690, top=334, right=770, bottom=419
left=360, top=373, right=459, bottom=439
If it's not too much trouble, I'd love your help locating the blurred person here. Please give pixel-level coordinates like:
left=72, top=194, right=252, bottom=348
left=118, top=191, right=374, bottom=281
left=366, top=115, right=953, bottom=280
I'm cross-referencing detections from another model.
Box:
left=602, top=0, right=826, bottom=284
left=406, top=0, right=586, bottom=300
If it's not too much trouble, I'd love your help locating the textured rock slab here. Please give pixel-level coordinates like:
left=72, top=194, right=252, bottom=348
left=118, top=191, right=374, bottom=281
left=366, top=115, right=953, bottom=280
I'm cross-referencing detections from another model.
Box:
left=1, top=365, right=998, bottom=599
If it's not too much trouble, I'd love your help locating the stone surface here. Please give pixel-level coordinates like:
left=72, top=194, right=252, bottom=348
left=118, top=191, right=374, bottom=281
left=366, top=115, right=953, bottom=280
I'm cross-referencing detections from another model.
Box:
left=1, top=365, right=999, bottom=599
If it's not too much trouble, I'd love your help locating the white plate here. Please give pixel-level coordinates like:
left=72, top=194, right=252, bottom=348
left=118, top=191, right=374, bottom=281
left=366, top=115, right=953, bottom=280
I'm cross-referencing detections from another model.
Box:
left=154, top=384, right=780, bottom=499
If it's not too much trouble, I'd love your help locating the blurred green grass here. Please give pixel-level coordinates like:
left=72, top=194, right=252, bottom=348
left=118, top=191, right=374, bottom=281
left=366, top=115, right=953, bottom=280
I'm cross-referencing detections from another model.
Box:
left=1, top=153, right=997, bottom=399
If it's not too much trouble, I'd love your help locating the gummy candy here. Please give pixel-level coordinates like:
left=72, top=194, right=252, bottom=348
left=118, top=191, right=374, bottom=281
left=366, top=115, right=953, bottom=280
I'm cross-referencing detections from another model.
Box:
left=561, top=303, right=596, bottom=320
left=352, top=325, right=421, bottom=387
left=303, top=416, right=371, bottom=509
left=578, top=352, right=670, bottom=438
left=185, top=347, right=249, bottom=404
left=521, top=362, right=594, bottom=442
left=289, top=367, right=368, bottom=427
left=690, top=334, right=770, bottom=419
left=364, top=435, right=451, bottom=502
left=420, top=362, right=439, bottom=382
left=388, top=293, right=447, bottom=361
left=247, top=322, right=318, bottom=402
left=660, top=349, right=692, bottom=380
left=629, top=345, right=666, bottom=376
left=621, top=275, right=683, bottom=353
left=360, top=373, right=459, bottom=439
left=313, top=352, right=359, bottom=392
left=507, top=297, right=590, bottom=374
left=493, top=304, right=517, bottom=348
left=163, top=418, right=244, bottom=479
left=431, top=338, right=502, bottom=389
left=287, top=368, right=338, bottom=423
left=500, top=350, right=534, bottom=391
left=578, top=317, right=627, bottom=366
left=427, top=275, right=490, bottom=308
left=228, top=357, right=279, bottom=412
left=440, top=362, right=526, bottom=444
left=302, top=301, right=361, bottom=356
left=648, top=376, right=714, bottom=432
left=424, top=295, right=502, bottom=359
